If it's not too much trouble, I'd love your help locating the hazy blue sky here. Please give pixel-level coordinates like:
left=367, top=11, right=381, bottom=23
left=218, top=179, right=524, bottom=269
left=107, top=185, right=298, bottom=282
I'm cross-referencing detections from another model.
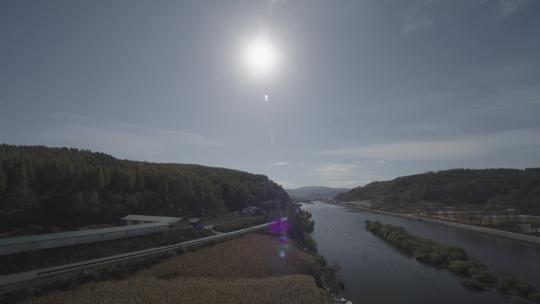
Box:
left=1, top=0, right=540, bottom=188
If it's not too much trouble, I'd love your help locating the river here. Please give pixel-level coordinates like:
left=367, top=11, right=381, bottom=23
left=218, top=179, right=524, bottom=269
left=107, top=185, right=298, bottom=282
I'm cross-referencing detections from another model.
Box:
left=301, top=202, right=540, bottom=304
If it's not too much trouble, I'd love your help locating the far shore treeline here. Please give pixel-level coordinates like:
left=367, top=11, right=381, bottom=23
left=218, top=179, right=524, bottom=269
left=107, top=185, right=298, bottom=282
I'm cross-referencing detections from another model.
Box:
left=338, top=168, right=540, bottom=214
left=0, top=144, right=289, bottom=232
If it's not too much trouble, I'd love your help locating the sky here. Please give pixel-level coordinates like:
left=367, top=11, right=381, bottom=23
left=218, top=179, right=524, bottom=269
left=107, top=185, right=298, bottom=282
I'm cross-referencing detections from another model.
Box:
left=1, top=0, right=540, bottom=189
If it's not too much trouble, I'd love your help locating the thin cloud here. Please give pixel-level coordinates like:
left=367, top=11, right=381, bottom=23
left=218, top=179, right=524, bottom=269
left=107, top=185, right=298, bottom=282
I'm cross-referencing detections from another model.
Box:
left=53, top=112, right=223, bottom=146
left=326, top=180, right=364, bottom=188
left=313, top=160, right=385, bottom=176
left=472, top=87, right=540, bottom=116
left=311, top=161, right=386, bottom=188
left=313, top=163, right=359, bottom=176
left=275, top=180, right=297, bottom=189
left=402, top=15, right=432, bottom=34
left=39, top=112, right=226, bottom=162
left=269, top=0, right=287, bottom=11
left=318, top=129, right=540, bottom=161
left=390, top=0, right=441, bottom=35
left=495, top=0, right=531, bottom=21
left=271, top=161, right=288, bottom=166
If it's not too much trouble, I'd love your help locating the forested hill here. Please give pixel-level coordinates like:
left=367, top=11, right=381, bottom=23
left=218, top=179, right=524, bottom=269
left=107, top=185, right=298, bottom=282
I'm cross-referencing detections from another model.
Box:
left=0, top=145, right=289, bottom=232
left=336, top=168, right=540, bottom=214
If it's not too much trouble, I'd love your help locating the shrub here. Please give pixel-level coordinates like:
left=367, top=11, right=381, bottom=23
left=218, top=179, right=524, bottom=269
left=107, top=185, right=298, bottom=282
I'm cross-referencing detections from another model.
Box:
left=304, top=234, right=318, bottom=253
left=448, top=260, right=474, bottom=275
left=470, top=270, right=497, bottom=287
left=496, top=274, right=536, bottom=298
left=461, top=277, right=490, bottom=290
left=442, top=245, right=468, bottom=261
left=313, top=254, right=327, bottom=266
left=528, top=292, right=540, bottom=302
left=511, top=297, right=531, bottom=304
left=365, top=220, right=382, bottom=233
left=297, top=210, right=315, bottom=233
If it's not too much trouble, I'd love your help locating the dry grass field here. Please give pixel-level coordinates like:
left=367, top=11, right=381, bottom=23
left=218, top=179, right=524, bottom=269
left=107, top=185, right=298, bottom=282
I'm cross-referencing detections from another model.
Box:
left=25, top=234, right=326, bottom=304
left=27, top=275, right=323, bottom=304
left=140, top=233, right=317, bottom=279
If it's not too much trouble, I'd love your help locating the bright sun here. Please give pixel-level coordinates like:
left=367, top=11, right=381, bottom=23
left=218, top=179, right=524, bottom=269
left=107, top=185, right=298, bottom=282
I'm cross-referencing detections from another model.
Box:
left=243, top=37, right=278, bottom=77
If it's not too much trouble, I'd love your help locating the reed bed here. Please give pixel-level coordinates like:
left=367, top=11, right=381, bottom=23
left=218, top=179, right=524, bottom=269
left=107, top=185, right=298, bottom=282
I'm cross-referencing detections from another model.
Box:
left=28, top=275, right=324, bottom=304
left=24, top=234, right=325, bottom=304
left=140, top=233, right=317, bottom=279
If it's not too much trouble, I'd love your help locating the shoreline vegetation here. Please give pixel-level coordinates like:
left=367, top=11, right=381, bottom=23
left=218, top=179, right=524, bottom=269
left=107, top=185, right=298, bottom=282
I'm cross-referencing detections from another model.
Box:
left=288, top=203, right=348, bottom=302
left=324, top=201, right=540, bottom=246
left=365, top=220, right=540, bottom=303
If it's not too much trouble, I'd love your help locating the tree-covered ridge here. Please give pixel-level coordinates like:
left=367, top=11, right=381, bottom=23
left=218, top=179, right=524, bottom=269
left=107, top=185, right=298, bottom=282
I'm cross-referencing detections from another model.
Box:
left=337, top=168, right=540, bottom=213
left=0, top=144, right=289, bottom=232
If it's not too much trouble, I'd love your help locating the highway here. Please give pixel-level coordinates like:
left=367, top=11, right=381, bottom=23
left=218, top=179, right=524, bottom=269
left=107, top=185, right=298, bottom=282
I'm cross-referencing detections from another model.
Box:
left=0, top=220, right=276, bottom=294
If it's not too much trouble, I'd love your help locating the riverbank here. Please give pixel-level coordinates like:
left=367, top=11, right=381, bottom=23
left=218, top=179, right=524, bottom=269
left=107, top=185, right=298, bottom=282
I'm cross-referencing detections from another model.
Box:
left=323, top=201, right=540, bottom=246
left=288, top=203, right=351, bottom=303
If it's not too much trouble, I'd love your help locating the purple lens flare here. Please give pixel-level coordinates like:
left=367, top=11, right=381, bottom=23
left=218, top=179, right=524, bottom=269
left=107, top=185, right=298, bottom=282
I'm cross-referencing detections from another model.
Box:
left=269, top=217, right=290, bottom=258
left=269, top=217, right=289, bottom=236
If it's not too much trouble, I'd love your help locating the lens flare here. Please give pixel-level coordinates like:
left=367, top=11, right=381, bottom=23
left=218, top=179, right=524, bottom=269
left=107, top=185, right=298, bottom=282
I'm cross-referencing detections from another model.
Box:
left=270, top=217, right=290, bottom=258
left=269, top=217, right=289, bottom=235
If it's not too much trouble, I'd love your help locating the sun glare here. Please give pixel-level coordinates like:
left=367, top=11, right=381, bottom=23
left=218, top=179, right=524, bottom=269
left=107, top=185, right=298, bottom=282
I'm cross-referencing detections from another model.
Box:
left=243, top=37, right=278, bottom=77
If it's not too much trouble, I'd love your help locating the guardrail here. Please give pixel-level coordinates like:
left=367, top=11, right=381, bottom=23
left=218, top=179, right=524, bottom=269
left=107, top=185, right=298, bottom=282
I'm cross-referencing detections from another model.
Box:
left=0, top=220, right=277, bottom=293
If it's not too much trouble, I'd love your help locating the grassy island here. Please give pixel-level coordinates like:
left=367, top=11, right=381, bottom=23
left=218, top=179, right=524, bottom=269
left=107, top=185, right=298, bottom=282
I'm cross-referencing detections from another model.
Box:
left=365, top=220, right=540, bottom=303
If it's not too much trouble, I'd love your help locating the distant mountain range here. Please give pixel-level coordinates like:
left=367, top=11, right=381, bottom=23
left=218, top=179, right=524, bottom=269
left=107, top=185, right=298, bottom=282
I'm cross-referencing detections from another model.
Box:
left=286, top=186, right=350, bottom=199
left=337, top=168, right=540, bottom=214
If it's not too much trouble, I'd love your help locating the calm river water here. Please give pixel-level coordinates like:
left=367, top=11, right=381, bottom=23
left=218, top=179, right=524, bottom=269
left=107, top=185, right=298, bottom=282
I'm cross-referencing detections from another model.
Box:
left=301, top=202, right=540, bottom=304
